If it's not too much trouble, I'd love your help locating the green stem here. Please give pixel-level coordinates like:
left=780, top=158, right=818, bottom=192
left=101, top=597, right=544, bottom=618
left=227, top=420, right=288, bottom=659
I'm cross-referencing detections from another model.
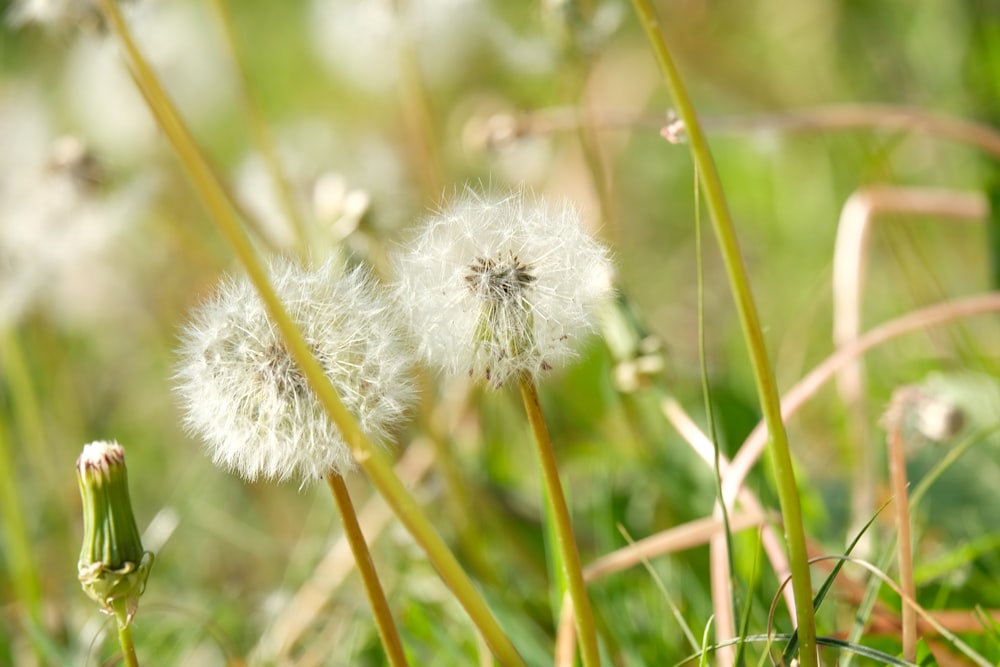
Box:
left=0, top=397, right=42, bottom=634
left=519, top=375, right=601, bottom=667
left=326, top=473, right=409, bottom=667
left=627, top=2, right=818, bottom=665
left=207, top=0, right=310, bottom=253
left=111, top=599, right=140, bottom=667
left=97, top=3, right=523, bottom=664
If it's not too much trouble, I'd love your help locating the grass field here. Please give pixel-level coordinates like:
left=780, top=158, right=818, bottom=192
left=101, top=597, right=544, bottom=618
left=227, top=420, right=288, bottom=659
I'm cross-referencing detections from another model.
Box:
left=2, top=1, right=1000, bottom=665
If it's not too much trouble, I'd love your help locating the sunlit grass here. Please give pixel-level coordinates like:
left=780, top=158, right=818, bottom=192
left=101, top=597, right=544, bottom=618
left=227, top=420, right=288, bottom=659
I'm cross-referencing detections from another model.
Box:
left=2, top=1, right=1000, bottom=665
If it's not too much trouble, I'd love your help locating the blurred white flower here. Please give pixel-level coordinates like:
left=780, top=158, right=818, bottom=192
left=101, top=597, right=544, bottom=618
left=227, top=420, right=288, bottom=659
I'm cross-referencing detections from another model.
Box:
left=0, top=91, right=150, bottom=328
left=60, top=0, right=233, bottom=163
left=393, top=189, right=614, bottom=387
left=6, top=0, right=103, bottom=29
left=174, top=258, right=416, bottom=484
left=234, top=150, right=370, bottom=252
left=307, top=0, right=491, bottom=93
left=233, top=120, right=416, bottom=255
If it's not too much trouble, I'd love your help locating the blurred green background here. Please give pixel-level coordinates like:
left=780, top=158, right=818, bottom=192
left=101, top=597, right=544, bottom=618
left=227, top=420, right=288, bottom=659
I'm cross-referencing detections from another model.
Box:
left=1, top=0, right=1000, bottom=664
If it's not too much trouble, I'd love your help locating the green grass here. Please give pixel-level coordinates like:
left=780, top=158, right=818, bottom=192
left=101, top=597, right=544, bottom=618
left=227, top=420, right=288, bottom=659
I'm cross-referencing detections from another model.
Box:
left=2, top=1, right=1000, bottom=665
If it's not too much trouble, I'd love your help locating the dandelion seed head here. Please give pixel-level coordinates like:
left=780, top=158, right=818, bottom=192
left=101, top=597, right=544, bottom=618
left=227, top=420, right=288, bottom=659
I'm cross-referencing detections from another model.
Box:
left=393, top=189, right=614, bottom=387
left=0, top=92, right=151, bottom=328
left=174, top=258, right=415, bottom=484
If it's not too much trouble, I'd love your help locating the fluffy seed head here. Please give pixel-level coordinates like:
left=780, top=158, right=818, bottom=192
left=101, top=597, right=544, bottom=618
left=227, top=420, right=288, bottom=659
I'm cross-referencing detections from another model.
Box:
left=393, top=189, right=614, bottom=387
left=174, top=258, right=415, bottom=484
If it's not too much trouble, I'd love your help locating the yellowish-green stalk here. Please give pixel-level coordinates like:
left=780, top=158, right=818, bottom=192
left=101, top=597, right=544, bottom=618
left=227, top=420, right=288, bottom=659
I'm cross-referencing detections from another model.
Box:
left=886, top=417, right=916, bottom=661
left=111, top=598, right=140, bottom=667
left=207, top=0, right=310, bottom=254
left=628, top=2, right=818, bottom=665
left=0, top=395, right=42, bottom=648
left=390, top=0, right=445, bottom=196
left=96, top=3, right=524, bottom=664
left=0, top=330, right=51, bottom=488
left=326, top=473, right=409, bottom=667
left=519, top=374, right=601, bottom=667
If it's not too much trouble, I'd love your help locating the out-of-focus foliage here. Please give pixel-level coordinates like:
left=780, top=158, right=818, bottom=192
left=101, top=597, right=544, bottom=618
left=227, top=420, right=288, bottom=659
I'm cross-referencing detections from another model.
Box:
left=2, top=1, right=1000, bottom=665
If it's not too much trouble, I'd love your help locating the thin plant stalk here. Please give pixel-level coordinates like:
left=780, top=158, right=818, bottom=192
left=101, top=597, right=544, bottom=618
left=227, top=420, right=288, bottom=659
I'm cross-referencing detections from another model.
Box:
left=478, top=104, right=1000, bottom=161
left=111, top=599, right=140, bottom=667
left=519, top=374, right=601, bottom=667
left=726, top=292, right=1000, bottom=508
left=390, top=0, right=444, bottom=196
left=96, top=3, right=524, bottom=664
left=255, top=440, right=435, bottom=661
left=628, top=1, right=818, bottom=664
left=0, top=399, right=43, bottom=646
left=832, top=186, right=987, bottom=550
left=207, top=0, right=309, bottom=252
left=326, top=473, right=409, bottom=667
left=884, top=406, right=916, bottom=661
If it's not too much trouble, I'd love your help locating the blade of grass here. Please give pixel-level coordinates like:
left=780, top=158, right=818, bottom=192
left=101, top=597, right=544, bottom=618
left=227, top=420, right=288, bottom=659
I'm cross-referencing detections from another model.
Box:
left=627, top=3, right=818, bottom=663
left=96, top=3, right=524, bottom=664
left=778, top=500, right=891, bottom=663
left=677, top=633, right=922, bottom=667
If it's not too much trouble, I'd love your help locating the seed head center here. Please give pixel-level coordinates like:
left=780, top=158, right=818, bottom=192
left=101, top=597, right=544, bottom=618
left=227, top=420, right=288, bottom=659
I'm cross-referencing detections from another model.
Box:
left=464, top=253, right=536, bottom=302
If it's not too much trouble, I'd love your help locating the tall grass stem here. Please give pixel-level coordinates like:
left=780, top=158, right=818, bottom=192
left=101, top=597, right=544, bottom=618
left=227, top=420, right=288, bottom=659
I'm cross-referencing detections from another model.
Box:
left=97, top=2, right=524, bottom=663
left=628, top=2, right=818, bottom=664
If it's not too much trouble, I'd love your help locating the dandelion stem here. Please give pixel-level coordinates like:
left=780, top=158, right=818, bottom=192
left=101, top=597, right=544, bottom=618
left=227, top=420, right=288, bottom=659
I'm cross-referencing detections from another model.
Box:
left=628, top=1, right=818, bottom=665
left=111, top=598, right=140, bottom=667
left=326, top=473, right=409, bottom=667
left=519, top=374, right=601, bottom=667
left=97, top=4, right=524, bottom=663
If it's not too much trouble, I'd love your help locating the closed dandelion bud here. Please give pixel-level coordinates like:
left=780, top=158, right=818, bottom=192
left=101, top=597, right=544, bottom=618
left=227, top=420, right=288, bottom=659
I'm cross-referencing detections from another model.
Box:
left=393, top=188, right=614, bottom=387
left=77, top=441, right=154, bottom=619
left=174, top=257, right=415, bottom=484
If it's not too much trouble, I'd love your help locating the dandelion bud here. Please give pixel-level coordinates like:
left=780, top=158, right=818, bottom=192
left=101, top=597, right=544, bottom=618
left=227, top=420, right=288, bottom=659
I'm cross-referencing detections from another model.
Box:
left=174, top=257, right=415, bottom=484
left=393, top=189, right=614, bottom=387
left=77, top=441, right=154, bottom=619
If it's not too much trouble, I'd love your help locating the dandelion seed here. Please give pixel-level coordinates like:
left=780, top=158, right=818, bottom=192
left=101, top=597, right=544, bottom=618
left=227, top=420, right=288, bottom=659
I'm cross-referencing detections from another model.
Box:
left=393, top=188, right=614, bottom=387
left=174, top=257, right=415, bottom=484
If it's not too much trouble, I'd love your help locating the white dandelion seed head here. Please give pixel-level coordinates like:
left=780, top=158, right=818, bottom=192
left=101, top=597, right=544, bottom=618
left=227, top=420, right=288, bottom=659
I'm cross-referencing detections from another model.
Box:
left=174, top=258, right=416, bottom=484
left=0, top=91, right=153, bottom=328
left=60, top=0, right=233, bottom=164
left=393, top=189, right=614, bottom=387
left=6, top=0, right=104, bottom=29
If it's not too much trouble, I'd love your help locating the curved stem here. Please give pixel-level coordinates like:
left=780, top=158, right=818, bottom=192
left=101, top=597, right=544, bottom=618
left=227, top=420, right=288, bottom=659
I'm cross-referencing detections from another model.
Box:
left=519, top=375, right=601, bottom=667
left=629, top=1, right=817, bottom=664
left=97, top=3, right=524, bottom=665
left=479, top=104, right=1000, bottom=161
left=111, top=599, right=140, bottom=667
left=327, top=473, right=409, bottom=667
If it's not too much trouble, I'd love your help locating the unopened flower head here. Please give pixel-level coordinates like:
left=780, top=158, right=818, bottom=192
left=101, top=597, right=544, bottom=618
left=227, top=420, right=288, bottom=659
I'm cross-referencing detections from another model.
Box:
left=174, top=258, right=415, bottom=484
left=77, top=440, right=153, bottom=619
left=393, top=189, right=614, bottom=387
